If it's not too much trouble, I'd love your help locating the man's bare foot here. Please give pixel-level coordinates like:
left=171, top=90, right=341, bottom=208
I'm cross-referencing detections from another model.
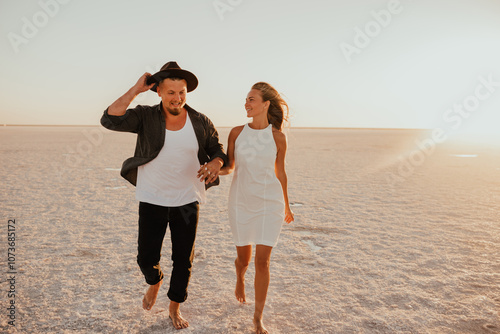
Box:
left=169, top=301, right=189, bottom=330
left=253, top=315, right=269, bottom=334
left=142, top=280, right=162, bottom=310
left=235, top=259, right=247, bottom=303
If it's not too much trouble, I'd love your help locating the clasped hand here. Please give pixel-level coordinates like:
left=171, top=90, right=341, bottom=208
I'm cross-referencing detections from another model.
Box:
left=197, top=159, right=223, bottom=184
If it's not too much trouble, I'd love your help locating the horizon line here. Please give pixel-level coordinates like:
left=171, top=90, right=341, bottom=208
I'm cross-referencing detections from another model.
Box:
left=0, top=124, right=430, bottom=131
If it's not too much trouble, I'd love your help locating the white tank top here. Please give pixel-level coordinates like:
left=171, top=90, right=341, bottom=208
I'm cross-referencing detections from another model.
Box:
left=136, top=115, right=205, bottom=207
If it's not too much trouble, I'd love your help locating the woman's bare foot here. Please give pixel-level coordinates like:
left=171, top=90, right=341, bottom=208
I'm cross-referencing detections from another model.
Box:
left=235, top=259, right=247, bottom=303
left=169, top=301, right=189, bottom=329
left=142, top=280, right=162, bottom=310
left=253, top=315, right=269, bottom=334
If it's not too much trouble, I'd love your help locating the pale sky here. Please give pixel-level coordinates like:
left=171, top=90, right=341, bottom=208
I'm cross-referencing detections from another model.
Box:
left=1, top=0, right=500, bottom=135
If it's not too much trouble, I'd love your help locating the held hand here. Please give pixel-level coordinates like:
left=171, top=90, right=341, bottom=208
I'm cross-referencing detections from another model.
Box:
left=284, top=207, right=294, bottom=224
left=133, top=72, right=155, bottom=94
left=197, top=158, right=224, bottom=184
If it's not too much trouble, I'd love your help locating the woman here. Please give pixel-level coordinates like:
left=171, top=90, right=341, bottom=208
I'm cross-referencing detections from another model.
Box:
left=220, top=82, right=294, bottom=334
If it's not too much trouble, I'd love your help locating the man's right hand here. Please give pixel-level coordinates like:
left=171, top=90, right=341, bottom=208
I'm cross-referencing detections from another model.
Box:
left=133, top=72, right=155, bottom=94
left=107, top=73, right=155, bottom=116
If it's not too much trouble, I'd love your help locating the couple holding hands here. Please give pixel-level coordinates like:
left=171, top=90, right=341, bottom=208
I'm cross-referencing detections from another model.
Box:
left=101, top=61, right=294, bottom=333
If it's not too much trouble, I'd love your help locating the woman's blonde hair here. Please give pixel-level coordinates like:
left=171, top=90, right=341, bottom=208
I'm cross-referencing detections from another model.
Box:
left=251, top=82, right=289, bottom=131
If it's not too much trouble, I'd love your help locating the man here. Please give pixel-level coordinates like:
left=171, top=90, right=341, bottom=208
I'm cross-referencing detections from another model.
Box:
left=100, top=61, right=227, bottom=330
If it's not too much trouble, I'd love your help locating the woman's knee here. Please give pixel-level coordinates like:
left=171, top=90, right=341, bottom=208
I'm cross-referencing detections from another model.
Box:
left=236, top=256, right=251, bottom=268
left=235, top=245, right=252, bottom=267
left=254, top=257, right=270, bottom=272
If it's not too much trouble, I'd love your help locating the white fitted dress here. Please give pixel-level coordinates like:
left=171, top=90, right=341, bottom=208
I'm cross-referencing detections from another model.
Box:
left=228, top=124, right=285, bottom=247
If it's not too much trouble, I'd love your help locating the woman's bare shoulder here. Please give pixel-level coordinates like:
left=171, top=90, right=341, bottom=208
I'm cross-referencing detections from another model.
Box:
left=231, top=125, right=245, bottom=133
left=272, top=128, right=287, bottom=149
left=272, top=128, right=286, bottom=141
left=229, top=125, right=245, bottom=140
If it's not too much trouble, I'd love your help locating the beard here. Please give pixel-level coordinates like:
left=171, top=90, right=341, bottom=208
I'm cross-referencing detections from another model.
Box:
left=164, top=101, right=185, bottom=116
left=166, top=106, right=182, bottom=116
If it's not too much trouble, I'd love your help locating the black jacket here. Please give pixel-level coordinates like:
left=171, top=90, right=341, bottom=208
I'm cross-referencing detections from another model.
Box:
left=100, top=103, right=228, bottom=189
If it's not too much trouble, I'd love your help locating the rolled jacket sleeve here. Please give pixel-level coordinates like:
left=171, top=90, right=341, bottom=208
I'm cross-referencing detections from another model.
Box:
left=100, top=107, right=142, bottom=133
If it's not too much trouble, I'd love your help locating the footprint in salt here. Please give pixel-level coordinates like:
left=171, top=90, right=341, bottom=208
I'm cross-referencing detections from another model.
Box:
left=302, top=239, right=322, bottom=252
left=483, top=324, right=498, bottom=331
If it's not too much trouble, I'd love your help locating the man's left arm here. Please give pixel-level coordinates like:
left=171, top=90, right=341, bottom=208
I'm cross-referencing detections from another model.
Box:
left=196, top=117, right=228, bottom=184
left=207, top=120, right=228, bottom=166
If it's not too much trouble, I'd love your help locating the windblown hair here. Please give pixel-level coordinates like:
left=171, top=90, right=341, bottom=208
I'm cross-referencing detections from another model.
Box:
left=252, top=82, right=289, bottom=131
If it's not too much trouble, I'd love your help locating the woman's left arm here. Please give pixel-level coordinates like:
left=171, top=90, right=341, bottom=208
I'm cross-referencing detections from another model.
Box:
left=274, top=130, right=294, bottom=224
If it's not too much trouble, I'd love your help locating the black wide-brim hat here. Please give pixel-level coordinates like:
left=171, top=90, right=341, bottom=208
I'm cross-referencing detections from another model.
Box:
left=146, top=61, right=198, bottom=92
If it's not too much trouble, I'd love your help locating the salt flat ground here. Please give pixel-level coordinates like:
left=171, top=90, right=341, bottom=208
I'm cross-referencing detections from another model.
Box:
left=1, top=126, right=499, bottom=333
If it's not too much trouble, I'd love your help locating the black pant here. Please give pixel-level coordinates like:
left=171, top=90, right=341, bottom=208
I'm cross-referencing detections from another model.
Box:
left=137, top=201, right=199, bottom=303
